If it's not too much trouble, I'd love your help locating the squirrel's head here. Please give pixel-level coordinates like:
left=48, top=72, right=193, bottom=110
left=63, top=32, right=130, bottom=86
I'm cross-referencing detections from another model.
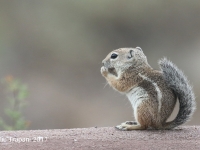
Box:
left=101, top=47, right=150, bottom=77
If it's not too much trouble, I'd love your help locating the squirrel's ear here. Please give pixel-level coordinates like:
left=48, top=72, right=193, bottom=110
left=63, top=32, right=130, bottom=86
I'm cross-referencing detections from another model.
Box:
left=127, top=49, right=134, bottom=59
left=136, top=47, right=143, bottom=52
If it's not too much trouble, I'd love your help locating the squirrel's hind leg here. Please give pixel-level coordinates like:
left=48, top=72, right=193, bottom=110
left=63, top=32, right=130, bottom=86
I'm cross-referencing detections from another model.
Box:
left=124, top=121, right=137, bottom=125
left=115, top=100, right=158, bottom=130
left=115, top=122, right=146, bottom=130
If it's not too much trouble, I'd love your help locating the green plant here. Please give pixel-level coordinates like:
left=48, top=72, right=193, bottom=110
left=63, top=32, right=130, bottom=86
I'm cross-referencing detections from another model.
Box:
left=0, top=75, right=29, bottom=130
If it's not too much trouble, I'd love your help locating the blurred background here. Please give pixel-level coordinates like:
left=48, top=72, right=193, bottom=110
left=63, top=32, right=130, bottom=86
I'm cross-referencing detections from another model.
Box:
left=0, top=0, right=199, bottom=130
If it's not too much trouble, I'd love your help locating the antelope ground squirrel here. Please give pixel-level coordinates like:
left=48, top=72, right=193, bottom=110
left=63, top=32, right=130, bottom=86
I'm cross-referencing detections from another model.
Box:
left=101, top=47, right=196, bottom=130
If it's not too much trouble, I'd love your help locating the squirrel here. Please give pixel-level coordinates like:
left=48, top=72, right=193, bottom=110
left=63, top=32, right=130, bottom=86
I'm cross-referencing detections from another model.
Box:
left=101, top=47, right=196, bottom=130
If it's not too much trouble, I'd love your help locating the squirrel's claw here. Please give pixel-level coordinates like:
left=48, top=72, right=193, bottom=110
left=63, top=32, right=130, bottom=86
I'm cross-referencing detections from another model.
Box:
left=115, top=124, right=128, bottom=131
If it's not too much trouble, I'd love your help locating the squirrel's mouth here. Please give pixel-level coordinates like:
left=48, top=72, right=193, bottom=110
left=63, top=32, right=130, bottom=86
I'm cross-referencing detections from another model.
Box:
left=108, top=67, right=118, bottom=77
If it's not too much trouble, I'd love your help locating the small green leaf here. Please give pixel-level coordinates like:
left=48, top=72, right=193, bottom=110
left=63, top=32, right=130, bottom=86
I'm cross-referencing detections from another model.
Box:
left=0, top=77, right=29, bottom=130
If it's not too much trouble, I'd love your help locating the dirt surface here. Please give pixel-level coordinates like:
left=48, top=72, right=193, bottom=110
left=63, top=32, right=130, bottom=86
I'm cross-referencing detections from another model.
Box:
left=0, top=126, right=199, bottom=150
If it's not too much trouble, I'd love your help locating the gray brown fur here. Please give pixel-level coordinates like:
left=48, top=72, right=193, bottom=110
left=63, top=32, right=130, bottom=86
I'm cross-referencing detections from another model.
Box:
left=101, top=47, right=196, bottom=130
left=159, top=58, right=196, bottom=129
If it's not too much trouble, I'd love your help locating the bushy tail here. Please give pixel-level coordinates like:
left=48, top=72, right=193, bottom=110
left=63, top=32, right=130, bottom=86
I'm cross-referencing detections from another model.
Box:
left=159, top=58, right=196, bottom=129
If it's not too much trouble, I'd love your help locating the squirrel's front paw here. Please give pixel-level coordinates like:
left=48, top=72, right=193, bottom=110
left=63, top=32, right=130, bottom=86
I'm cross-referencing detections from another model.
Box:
left=101, top=66, right=108, bottom=77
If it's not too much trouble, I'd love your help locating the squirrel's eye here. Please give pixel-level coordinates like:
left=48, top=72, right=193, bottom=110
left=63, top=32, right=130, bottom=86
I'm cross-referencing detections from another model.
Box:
left=110, top=53, right=118, bottom=59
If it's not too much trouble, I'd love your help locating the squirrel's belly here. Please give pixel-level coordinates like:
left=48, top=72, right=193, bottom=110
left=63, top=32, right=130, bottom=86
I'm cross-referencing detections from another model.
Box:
left=126, top=86, right=149, bottom=107
left=126, top=87, right=149, bottom=121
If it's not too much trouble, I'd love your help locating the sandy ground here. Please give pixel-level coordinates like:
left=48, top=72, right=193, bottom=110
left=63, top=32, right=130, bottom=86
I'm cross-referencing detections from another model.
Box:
left=0, top=126, right=199, bottom=150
